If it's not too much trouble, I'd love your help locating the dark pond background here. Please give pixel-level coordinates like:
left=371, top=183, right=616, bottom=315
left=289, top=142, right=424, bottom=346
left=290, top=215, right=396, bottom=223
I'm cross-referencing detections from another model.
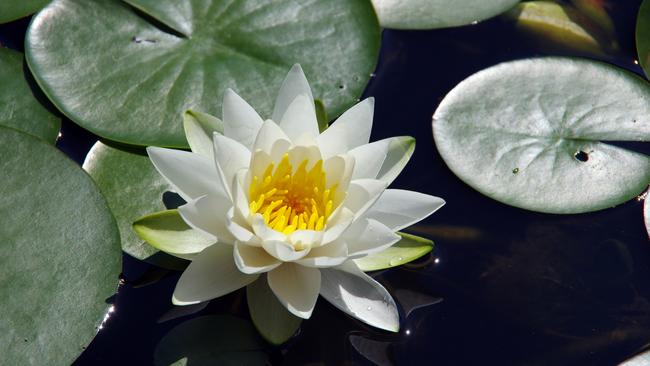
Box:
left=2, top=1, right=650, bottom=365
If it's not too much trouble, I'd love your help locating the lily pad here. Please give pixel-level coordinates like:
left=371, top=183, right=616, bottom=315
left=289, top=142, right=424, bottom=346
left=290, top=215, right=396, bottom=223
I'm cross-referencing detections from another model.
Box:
left=0, top=0, right=49, bottom=24
left=154, top=315, right=268, bottom=366
left=0, top=47, right=60, bottom=143
left=0, top=126, right=121, bottom=365
left=26, top=0, right=380, bottom=147
left=433, top=57, right=650, bottom=214
left=637, top=0, right=650, bottom=78
left=83, top=141, right=186, bottom=269
left=371, top=0, right=520, bottom=30
left=247, top=275, right=302, bottom=345
left=354, top=233, right=434, bottom=272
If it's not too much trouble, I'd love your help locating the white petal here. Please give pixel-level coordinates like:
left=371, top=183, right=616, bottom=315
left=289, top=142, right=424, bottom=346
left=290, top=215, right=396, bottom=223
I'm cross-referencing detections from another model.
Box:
left=344, top=179, right=387, bottom=219
left=178, top=194, right=235, bottom=245
left=172, top=244, right=258, bottom=305
left=320, top=261, right=399, bottom=332
left=272, top=64, right=314, bottom=122
left=251, top=120, right=292, bottom=160
left=317, top=98, right=374, bottom=158
left=323, top=154, right=355, bottom=205
left=233, top=169, right=252, bottom=220
left=279, top=94, right=319, bottom=142
left=376, top=136, right=415, bottom=186
left=147, top=147, right=223, bottom=202
left=288, top=230, right=324, bottom=248
left=287, top=145, right=322, bottom=172
left=183, top=110, right=223, bottom=159
left=222, top=89, right=264, bottom=150
left=364, top=190, right=446, bottom=232
left=262, top=240, right=311, bottom=262
left=234, top=242, right=282, bottom=274
left=213, top=134, right=251, bottom=198
left=347, top=139, right=389, bottom=181
left=267, top=263, right=321, bottom=319
left=296, top=239, right=349, bottom=268
left=342, top=218, right=400, bottom=258
left=226, top=207, right=260, bottom=246
left=322, top=206, right=355, bottom=245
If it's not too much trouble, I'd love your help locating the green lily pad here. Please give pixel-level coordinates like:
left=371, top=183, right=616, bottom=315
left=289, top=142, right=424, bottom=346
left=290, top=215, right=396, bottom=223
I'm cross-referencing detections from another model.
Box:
left=0, top=0, right=49, bottom=24
left=83, top=141, right=186, bottom=269
left=433, top=57, right=650, bottom=214
left=26, top=0, right=380, bottom=147
left=247, top=275, right=302, bottom=345
left=354, top=232, right=434, bottom=272
left=0, top=126, right=121, bottom=365
left=504, top=1, right=617, bottom=56
left=637, top=0, right=650, bottom=78
left=0, top=47, right=60, bottom=143
left=154, top=315, right=268, bottom=366
left=371, top=0, right=520, bottom=30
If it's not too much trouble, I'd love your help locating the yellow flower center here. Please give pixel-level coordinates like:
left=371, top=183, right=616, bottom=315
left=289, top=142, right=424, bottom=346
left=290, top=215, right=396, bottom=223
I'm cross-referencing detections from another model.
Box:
left=248, top=153, right=338, bottom=235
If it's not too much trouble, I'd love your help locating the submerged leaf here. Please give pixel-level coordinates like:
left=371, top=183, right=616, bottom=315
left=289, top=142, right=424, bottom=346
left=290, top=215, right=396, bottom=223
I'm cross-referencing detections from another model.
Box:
left=247, top=275, right=302, bottom=345
left=355, top=232, right=434, bottom=272
left=637, top=0, right=650, bottom=78
left=643, top=190, right=650, bottom=239
left=433, top=57, right=650, bottom=214
left=154, top=315, right=268, bottom=366
left=504, top=1, right=618, bottom=56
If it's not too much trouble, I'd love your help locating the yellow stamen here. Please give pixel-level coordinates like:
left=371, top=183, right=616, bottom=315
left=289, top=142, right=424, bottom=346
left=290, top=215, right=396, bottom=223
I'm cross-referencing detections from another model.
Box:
left=248, top=153, right=342, bottom=235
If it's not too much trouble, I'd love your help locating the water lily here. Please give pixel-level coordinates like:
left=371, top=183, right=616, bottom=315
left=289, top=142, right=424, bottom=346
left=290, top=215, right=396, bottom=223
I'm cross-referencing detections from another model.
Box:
left=139, top=65, right=445, bottom=332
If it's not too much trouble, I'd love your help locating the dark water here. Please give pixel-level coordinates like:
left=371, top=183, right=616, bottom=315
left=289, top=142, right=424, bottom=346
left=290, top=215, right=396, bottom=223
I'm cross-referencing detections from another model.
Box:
left=2, top=1, right=649, bottom=365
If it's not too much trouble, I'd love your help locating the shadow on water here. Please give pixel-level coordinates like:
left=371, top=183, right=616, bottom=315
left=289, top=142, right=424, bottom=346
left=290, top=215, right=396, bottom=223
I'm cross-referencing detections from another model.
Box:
left=2, top=0, right=649, bottom=364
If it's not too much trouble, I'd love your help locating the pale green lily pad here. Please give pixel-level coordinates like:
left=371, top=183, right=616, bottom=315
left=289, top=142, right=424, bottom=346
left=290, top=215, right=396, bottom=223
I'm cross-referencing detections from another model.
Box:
left=154, top=315, right=268, bottom=366
left=637, top=0, right=650, bottom=78
left=26, top=0, right=380, bottom=147
left=0, top=0, right=49, bottom=24
left=83, top=141, right=186, bottom=269
left=433, top=57, right=650, bottom=214
left=0, top=47, right=60, bottom=143
left=0, top=126, right=121, bottom=365
left=504, top=1, right=617, bottom=56
left=355, top=233, right=434, bottom=272
left=247, top=275, right=302, bottom=345
left=372, top=0, right=520, bottom=30
left=133, top=209, right=213, bottom=258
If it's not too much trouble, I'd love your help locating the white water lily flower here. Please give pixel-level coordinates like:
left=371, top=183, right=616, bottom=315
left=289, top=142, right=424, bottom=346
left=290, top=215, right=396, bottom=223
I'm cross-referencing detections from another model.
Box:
left=146, top=65, right=445, bottom=332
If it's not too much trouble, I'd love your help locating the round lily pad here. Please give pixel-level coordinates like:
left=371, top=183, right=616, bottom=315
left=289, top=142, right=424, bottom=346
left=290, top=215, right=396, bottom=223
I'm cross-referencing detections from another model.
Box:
left=83, top=141, right=186, bottom=269
left=371, top=0, right=520, bottom=30
left=433, top=57, right=650, bottom=214
left=0, top=0, right=49, bottom=24
left=0, top=126, right=121, bottom=365
left=0, top=47, right=60, bottom=143
left=26, top=0, right=380, bottom=147
left=637, top=0, right=650, bottom=78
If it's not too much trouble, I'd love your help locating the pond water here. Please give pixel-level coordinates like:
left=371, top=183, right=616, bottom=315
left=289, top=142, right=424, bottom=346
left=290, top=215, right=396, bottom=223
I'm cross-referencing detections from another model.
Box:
left=2, top=1, right=649, bottom=365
